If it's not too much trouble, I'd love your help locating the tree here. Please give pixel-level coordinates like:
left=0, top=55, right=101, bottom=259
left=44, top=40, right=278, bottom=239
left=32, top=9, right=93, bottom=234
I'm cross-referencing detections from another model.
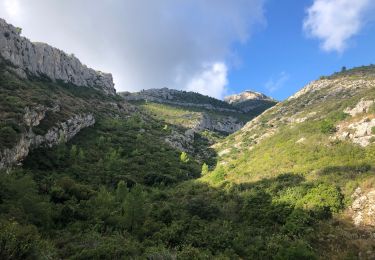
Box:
left=122, top=185, right=146, bottom=234
left=180, top=152, right=189, bottom=163
left=341, top=66, right=347, bottom=72
left=15, top=27, right=22, bottom=35
left=116, top=181, right=128, bottom=203
left=201, top=163, right=209, bottom=175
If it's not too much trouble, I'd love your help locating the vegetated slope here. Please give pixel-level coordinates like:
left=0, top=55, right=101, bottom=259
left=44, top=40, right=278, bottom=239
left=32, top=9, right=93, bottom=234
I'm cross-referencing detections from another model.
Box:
left=120, top=88, right=276, bottom=162
left=205, top=65, right=375, bottom=258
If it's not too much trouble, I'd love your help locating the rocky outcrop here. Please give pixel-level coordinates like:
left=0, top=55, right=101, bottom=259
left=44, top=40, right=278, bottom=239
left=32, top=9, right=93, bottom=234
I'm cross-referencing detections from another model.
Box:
left=0, top=106, right=95, bottom=169
left=334, top=117, right=375, bottom=147
left=164, top=113, right=243, bottom=153
left=350, top=187, right=375, bottom=227
left=332, top=99, right=375, bottom=147
left=344, top=99, right=375, bottom=117
left=224, top=91, right=274, bottom=104
left=0, top=18, right=115, bottom=95
left=196, top=113, right=243, bottom=133
left=224, top=91, right=277, bottom=113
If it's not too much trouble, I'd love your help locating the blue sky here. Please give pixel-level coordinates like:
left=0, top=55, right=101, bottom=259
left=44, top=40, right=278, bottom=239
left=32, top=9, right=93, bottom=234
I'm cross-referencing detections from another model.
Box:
left=0, top=0, right=374, bottom=100
left=228, top=0, right=375, bottom=100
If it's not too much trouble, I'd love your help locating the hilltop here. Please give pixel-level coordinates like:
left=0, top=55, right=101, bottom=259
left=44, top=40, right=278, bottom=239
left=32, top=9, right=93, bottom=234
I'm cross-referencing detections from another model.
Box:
left=224, top=90, right=277, bottom=113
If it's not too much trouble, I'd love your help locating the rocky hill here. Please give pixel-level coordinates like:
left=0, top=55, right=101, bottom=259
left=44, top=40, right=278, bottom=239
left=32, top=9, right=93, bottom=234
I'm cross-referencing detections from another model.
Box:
left=224, top=90, right=277, bottom=113
left=0, top=18, right=115, bottom=95
left=207, top=65, right=375, bottom=258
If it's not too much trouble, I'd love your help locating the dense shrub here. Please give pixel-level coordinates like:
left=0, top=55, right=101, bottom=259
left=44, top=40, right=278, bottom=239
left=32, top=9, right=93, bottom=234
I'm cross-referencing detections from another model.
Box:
left=319, top=120, right=336, bottom=134
left=0, top=126, right=18, bottom=148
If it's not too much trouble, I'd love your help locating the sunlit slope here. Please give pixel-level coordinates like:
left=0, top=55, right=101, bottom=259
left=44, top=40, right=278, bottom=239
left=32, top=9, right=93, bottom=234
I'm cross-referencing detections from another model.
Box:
left=210, top=65, right=375, bottom=184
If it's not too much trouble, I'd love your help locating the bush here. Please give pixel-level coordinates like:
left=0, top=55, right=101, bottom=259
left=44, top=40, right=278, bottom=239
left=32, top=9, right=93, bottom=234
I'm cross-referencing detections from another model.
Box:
left=0, top=221, right=55, bottom=259
left=180, top=152, right=190, bottom=163
left=297, top=184, right=343, bottom=214
left=319, top=120, right=336, bottom=134
left=275, top=240, right=317, bottom=260
left=0, top=126, right=18, bottom=148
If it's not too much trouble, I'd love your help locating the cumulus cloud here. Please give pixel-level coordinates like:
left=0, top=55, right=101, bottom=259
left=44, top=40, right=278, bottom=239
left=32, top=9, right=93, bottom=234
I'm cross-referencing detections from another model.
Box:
left=186, top=62, right=228, bottom=99
left=265, top=72, right=289, bottom=93
left=303, top=0, right=374, bottom=53
left=0, top=0, right=265, bottom=97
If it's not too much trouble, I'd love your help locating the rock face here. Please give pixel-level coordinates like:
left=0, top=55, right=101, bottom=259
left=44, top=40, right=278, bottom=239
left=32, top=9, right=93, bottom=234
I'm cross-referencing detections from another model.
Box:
left=0, top=18, right=115, bottom=95
left=224, top=91, right=277, bottom=113
left=0, top=106, right=95, bottom=169
left=350, top=187, right=375, bottom=227
left=335, top=117, right=375, bottom=147
left=344, top=99, right=375, bottom=117
left=164, top=113, right=244, bottom=153
left=332, top=99, right=375, bottom=147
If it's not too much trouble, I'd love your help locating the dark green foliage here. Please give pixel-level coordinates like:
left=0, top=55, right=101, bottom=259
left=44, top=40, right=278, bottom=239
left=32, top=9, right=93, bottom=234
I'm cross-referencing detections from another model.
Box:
left=0, top=125, right=18, bottom=148
left=0, top=220, right=55, bottom=259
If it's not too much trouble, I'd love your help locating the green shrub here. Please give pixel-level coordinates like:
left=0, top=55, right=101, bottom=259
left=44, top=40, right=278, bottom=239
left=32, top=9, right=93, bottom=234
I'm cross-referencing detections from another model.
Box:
left=0, top=126, right=18, bottom=148
left=180, top=152, right=189, bottom=163
left=297, top=184, right=343, bottom=213
left=0, top=221, right=55, bottom=259
left=275, top=240, right=317, bottom=260
left=319, top=120, right=336, bottom=134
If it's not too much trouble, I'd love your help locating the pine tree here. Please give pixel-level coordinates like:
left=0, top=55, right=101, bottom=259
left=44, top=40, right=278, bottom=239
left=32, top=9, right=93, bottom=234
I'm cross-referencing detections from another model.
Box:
left=180, top=152, right=189, bottom=163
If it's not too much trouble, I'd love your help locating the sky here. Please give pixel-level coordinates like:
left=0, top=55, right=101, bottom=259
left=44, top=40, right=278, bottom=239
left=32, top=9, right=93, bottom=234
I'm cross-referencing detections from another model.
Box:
left=0, top=0, right=375, bottom=101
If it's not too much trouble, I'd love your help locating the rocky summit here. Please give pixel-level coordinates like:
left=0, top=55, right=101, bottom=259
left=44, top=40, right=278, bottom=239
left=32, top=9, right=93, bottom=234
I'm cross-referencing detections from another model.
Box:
left=0, top=19, right=115, bottom=95
left=224, top=90, right=274, bottom=104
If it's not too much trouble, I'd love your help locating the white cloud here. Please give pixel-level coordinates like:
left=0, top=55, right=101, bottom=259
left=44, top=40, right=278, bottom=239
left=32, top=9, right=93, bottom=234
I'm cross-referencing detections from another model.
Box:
left=186, top=62, right=228, bottom=99
left=265, top=72, right=289, bottom=93
left=303, top=0, right=374, bottom=53
left=3, top=0, right=21, bottom=17
left=0, top=0, right=265, bottom=95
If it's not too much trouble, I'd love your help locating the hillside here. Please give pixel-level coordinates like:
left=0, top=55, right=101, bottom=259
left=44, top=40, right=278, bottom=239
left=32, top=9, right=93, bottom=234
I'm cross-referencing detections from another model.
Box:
left=205, top=65, right=375, bottom=258
left=120, top=88, right=275, bottom=162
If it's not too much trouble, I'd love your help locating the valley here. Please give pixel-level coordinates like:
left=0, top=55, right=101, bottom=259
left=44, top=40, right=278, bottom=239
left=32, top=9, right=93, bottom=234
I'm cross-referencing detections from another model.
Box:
left=0, top=17, right=375, bottom=259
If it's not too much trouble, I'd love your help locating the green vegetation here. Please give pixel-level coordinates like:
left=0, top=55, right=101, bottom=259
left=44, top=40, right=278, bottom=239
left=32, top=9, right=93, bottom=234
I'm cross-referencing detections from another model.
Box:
left=0, top=125, right=19, bottom=148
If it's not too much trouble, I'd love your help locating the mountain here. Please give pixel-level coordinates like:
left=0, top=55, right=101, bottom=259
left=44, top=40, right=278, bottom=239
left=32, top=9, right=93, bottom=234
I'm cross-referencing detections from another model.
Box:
left=224, top=90, right=277, bottom=113
left=1, top=16, right=375, bottom=259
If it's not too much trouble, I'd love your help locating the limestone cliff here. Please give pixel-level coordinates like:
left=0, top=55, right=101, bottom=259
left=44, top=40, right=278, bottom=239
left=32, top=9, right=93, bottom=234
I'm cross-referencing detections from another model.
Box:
left=0, top=105, right=95, bottom=169
left=0, top=18, right=115, bottom=95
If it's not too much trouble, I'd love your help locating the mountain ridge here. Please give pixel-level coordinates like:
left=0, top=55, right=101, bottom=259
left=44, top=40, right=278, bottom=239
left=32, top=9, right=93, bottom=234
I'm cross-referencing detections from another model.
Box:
left=0, top=18, right=116, bottom=95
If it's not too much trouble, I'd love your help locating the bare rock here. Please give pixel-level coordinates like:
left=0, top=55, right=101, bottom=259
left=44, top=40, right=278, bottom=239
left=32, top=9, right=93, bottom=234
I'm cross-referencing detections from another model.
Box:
left=350, top=187, right=375, bottom=227
left=0, top=18, right=115, bottom=95
left=0, top=107, right=95, bottom=169
left=345, top=99, right=375, bottom=117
